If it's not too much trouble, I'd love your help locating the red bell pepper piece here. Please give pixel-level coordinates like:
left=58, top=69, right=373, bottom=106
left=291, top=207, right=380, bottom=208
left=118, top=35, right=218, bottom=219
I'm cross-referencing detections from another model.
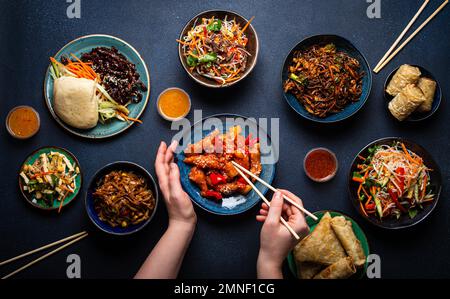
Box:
left=388, top=189, right=406, bottom=213
left=204, top=190, right=222, bottom=201
left=395, top=167, right=405, bottom=194
left=245, top=134, right=252, bottom=145
left=209, top=173, right=226, bottom=185
left=245, top=134, right=259, bottom=147
left=237, top=177, right=247, bottom=186
left=365, top=200, right=375, bottom=211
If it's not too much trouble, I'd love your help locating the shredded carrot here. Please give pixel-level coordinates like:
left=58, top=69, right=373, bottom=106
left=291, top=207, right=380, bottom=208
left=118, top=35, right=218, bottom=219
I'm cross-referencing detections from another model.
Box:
left=118, top=112, right=143, bottom=124
left=70, top=53, right=99, bottom=80
left=401, top=142, right=420, bottom=164
left=362, top=186, right=371, bottom=199
left=352, top=176, right=365, bottom=183
left=241, top=16, right=255, bottom=33
left=176, top=39, right=189, bottom=46
left=212, top=66, right=221, bottom=77
left=421, top=175, right=428, bottom=200
left=360, top=201, right=368, bottom=217
left=58, top=192, right=67, bottom=214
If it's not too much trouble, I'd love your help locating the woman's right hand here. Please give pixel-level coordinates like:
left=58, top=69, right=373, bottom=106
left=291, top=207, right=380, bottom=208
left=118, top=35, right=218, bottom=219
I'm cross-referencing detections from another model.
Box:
left=256, top=189, right=309, bottom=278
left=155, top=141, right=197, bottom=229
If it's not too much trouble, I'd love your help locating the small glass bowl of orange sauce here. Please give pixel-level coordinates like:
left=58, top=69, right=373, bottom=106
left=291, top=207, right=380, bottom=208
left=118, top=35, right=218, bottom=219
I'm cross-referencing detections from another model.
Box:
left=157, top=87, right=191, bottom=121
left=6, top=106, right=40, bottom=139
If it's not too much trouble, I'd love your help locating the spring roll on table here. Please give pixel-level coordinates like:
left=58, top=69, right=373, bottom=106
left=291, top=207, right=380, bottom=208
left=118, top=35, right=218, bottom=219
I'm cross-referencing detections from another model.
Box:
left=388, top=84, right=426, bottom=121
left=296, top=262, right=323, bottom=280
left=330, top=216, right=366, bottom=267
left=386, top=64, right=421, bottom=96
left=416, top=77, right=437, bottom=113
left=294, top=212, right=347, bottom=265
left=313, top=257, right=356, bottom=279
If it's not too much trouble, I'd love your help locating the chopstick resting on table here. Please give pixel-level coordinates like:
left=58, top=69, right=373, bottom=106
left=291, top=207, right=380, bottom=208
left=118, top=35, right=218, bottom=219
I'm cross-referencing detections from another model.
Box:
left=373, top=0, right=430, bottom=72
left=374, top=0, right=448, bottom=73
left=232, top=165, right=300, bottom=240
left=231, top=161, right=318, bottom=221
left=0, top=231, right=88, bottom=279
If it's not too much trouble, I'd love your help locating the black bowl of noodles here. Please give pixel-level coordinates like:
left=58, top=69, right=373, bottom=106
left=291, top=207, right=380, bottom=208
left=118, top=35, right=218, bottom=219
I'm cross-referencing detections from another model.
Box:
left=282, top=35, right=372, bottom=123
left=85, top=161, right=159, bottom=235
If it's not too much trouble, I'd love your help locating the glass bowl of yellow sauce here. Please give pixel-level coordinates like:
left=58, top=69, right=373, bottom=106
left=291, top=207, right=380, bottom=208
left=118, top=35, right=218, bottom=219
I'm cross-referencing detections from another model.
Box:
left=157, top=87, right=191, bottom=121
left=6, top=105, right=40, bottom=139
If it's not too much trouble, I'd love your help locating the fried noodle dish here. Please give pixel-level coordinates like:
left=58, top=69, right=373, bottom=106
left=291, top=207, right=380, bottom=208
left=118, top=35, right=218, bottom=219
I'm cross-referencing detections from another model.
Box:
left=184, top=126, right=261, bottom=201
left=283, top=43, right=363, bottom=118
left=178, top=16, right=254, bottom=85
left=352, top=142, right=434, bottom=220
left=93, top=170, right=155, bottom=228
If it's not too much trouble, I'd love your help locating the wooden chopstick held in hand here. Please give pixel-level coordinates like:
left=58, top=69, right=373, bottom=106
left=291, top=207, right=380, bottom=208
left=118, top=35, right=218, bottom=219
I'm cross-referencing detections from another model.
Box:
left=232, top=165, right=300, bottom=240
left=231, top=161, right=318, bottom=221
left=1, top=232, right=88, bottom=279
left=373, top=0, right=430, bottom=72
left=374, top=0, right=448, bottom=73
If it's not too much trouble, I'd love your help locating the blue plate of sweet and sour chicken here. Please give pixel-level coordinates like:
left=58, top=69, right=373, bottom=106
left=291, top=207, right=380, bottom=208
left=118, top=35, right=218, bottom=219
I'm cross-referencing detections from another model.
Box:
left=176, top=114, right=276, bottom=215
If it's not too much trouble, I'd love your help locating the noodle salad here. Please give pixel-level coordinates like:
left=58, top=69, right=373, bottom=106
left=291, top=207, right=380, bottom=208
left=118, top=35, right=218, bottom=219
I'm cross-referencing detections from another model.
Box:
left=178, top=16, right=254, bottom=85
left=352, top=142, right=434, bottom=220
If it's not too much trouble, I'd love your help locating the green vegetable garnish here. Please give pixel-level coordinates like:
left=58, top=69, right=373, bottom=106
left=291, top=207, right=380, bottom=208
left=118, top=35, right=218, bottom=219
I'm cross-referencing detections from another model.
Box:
left=408, top=209, right=418, bottom=219
left=187, top=55, right=198, bottom=67
left=324, top=43, right=336, bottom=52
left=199, top=52, right=218, bottom=64
left=50, top=59, right=61, bottom=78
left=289, top=73, right=308, bottom=86
left=207, top=19, right=222, bottom=32
left=374, top=197, right=383, bottom=219
left=353, top=172, right=363, bottom=179
left=51, top=174, right=58, bottom=186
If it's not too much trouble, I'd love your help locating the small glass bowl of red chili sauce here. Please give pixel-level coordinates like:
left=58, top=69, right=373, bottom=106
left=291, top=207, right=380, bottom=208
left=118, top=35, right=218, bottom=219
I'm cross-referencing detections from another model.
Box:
left=303, top=147, right=338, bottom=183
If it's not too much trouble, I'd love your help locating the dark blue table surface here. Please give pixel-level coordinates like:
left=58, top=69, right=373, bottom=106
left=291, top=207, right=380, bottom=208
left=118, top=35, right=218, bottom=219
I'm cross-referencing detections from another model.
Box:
left=0, top=0, right=449, bottom=279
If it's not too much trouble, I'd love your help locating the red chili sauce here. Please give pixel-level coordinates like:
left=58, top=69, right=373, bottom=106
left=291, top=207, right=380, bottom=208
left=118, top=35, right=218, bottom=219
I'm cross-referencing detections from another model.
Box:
left=304, top=149, right=337, bottom=180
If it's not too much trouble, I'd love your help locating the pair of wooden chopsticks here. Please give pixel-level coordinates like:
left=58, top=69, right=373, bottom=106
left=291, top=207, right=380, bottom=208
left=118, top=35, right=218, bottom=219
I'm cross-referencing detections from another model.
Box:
left=231, top=161, right=318, bottom=240
left=373, top=0, right=448, bottom=73
left=0, top=231, right=88, bottom=279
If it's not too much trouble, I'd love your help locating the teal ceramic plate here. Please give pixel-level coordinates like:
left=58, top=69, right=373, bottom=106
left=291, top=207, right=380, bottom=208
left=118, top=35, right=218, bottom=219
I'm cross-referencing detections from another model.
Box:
left=287, top=210, right=370, bottom=279
left=44, top=34, right=150, bottom=139
left=18, top=146, right=82, bottom=211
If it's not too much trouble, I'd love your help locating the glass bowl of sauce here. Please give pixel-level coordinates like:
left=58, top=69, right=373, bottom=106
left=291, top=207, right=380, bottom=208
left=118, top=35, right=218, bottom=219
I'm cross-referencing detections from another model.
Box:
left=157, top=87, right=191, bottom=121
left=303, top=147, right=338, bottom=182
left=6, top=106, right=40, bottom=139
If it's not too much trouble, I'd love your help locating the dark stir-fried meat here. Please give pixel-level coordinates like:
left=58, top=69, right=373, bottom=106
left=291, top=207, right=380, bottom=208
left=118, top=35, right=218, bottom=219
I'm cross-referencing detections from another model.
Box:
left=283, top=43, right=363, bottom=118
left=61, top=46, right=147, bottom=105
left=93, top=170, right=155, bottom=228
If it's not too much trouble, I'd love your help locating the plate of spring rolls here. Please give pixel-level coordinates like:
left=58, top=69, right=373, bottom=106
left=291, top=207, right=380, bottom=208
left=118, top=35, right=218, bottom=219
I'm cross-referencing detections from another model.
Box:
left=384, top=64, right=441, bottom=122
left=287, top=211, right=369, bottom=279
